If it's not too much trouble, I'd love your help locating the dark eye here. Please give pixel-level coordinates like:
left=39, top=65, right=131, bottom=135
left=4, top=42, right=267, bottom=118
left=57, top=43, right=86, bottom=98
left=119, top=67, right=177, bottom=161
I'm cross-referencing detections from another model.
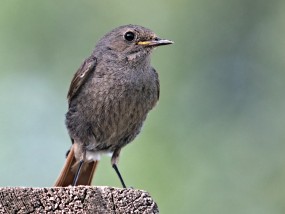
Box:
left=124, top=31, right=135, bottom=41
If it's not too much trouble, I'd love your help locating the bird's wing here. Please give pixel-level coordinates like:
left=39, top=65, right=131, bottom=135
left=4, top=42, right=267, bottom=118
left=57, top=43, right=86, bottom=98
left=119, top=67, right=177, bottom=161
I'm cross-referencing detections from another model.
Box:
left=67, top=55, right=97, bottom=103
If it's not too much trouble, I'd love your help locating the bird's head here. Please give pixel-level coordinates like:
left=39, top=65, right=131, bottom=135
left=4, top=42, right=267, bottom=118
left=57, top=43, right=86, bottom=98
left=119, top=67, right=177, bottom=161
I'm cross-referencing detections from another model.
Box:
left=94, top=24, right=173, bottom=63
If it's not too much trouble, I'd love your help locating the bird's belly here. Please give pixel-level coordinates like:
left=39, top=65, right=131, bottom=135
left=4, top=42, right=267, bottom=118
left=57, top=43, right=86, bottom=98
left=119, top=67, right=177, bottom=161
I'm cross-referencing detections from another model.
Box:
left=67, top=81, right=157, bottom=152
left=93, top=94, right=149, bottom=149
left=85, top=150, right=112, bottom=161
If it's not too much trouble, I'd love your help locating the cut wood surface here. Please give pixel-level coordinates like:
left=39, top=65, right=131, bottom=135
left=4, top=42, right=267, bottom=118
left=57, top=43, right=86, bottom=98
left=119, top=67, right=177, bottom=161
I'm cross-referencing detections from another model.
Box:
left=0, top=186, right=159, bottom=214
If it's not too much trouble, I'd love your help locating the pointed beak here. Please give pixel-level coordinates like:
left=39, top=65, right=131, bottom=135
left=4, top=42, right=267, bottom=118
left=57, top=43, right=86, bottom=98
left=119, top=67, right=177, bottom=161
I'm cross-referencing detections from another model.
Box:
left=137, top=37, right=174, bottom=47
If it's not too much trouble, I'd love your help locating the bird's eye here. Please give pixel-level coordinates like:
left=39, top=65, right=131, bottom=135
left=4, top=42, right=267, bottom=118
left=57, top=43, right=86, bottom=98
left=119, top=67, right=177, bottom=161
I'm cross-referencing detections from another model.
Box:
left=124, top=31, right=135, bottom=42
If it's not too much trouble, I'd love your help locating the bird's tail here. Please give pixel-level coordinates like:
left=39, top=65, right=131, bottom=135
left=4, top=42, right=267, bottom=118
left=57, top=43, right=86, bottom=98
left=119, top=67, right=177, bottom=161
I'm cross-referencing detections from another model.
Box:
left=54, top=145, right=98, bottom=187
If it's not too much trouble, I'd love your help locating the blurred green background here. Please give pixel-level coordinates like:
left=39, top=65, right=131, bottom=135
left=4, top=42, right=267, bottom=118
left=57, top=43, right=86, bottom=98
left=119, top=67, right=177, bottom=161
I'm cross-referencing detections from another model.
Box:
left=0, top=1, right=285, bottom=213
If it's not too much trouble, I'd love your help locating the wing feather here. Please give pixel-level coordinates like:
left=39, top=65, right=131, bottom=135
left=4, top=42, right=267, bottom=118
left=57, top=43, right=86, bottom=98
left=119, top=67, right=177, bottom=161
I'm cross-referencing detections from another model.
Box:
left=67, top=55, right=97, bottom=103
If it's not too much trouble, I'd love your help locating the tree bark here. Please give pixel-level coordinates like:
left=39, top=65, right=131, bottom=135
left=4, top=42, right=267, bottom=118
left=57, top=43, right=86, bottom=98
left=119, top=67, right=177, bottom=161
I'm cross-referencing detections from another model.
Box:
left=0, top=186, right=159, bottom=214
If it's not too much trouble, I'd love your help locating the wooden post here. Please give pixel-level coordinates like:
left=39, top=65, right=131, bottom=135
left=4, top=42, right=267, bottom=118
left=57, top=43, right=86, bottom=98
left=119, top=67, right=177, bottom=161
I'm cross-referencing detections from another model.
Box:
left=0, top=186, right=159, bottom=213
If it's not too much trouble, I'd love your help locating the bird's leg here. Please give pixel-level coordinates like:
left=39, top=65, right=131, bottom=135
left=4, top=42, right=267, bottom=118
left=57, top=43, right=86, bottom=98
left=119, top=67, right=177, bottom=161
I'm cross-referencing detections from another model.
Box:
left=72, top=149, right=86, bottom=186
left=111, top=148, right=127, bottom=188
left=113, top=164, right=126, bottom=188
left=72, top=159, right=84, bottom=186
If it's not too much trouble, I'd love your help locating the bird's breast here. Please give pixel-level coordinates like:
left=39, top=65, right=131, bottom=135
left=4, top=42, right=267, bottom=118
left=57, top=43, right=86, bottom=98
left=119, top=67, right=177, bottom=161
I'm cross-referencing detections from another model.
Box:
left=67, top=66, right=158, bottom=151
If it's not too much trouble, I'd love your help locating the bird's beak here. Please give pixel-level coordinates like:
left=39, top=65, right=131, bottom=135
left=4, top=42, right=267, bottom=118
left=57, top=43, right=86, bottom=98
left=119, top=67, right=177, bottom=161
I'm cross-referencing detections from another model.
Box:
left=137, top=38, right=174, bottom=47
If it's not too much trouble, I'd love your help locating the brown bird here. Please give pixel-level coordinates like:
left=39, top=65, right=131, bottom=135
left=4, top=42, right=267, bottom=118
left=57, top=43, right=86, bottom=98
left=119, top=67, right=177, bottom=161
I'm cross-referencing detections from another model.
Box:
left=54, top=24, right=173, bottom=188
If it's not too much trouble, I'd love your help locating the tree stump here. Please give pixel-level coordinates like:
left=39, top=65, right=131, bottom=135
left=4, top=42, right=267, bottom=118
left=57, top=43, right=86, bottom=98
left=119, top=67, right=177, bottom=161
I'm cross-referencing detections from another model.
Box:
left=0, top=186, right=159, bottom=213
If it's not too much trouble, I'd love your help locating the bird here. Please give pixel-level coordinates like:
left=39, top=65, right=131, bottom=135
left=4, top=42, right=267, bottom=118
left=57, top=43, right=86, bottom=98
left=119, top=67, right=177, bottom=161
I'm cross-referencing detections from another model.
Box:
left=54, top=24, right=173, bottom=188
